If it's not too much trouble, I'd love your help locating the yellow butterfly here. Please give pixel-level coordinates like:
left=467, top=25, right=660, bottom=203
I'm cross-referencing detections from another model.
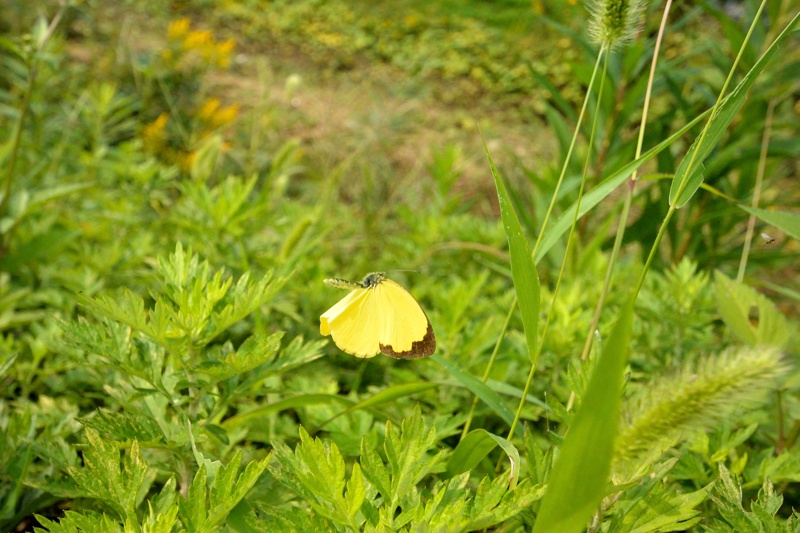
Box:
left=320, top=272, right=436, bottom=359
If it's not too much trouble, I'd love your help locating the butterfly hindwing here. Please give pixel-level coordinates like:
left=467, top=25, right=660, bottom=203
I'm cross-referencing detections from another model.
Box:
left=376, top=280, right=436, bottom=358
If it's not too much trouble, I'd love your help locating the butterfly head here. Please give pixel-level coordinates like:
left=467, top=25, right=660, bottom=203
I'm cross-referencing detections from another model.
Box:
left=360, top=272, right=387, bottom=288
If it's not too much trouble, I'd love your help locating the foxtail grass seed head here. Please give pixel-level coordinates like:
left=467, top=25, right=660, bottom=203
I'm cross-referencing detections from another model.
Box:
left=587, top=0, right=646, bottom=49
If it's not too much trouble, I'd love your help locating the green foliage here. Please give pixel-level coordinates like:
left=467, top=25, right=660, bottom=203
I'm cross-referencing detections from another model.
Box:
left=1, top=0, right=798, bottom=531
left=707, top=464, right=800, bottom=532
left=269, top=407, right=543, bottom=531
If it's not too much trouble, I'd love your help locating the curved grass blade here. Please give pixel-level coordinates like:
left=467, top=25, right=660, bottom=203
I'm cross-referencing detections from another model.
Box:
left=669, top=11, right=800, bottom=207
left=431, top=354, right=522, bottom=439
left=532, top=295, right=635, bottom=533
left=446, top=429, right=521, bottom=489
left=535, top=110, right=710, bottom=264
left=313, top=382, right=438, bottom=431
left=739, top=205, right=800, bottom=241
left=483, top=134, right=540, bottom=361
left=222, top=394, right=356, bottom=430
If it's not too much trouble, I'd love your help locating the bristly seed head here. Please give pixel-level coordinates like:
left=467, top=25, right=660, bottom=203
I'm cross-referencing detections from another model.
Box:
left=587, top=0, right=647, bottom=49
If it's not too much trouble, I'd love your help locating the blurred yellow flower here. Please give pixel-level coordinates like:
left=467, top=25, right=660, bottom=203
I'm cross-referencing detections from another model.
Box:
left=178, top=151, right=196, bottom=172
left=216, top=38, right=236, bottom=68
left=199, top=98, right=221, bottom=120
left=168, top=18, right=191, bottom=41
left=184, top=29, right=213, bottom=51
left=142, top=113, right=169, bottom=150
left=211, top=105, right=239, bottom=127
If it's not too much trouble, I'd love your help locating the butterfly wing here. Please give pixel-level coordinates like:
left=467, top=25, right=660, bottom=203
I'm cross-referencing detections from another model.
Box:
left=320, top=288, right=382, bottom=357
left=375, top=279, right=436, bottom=359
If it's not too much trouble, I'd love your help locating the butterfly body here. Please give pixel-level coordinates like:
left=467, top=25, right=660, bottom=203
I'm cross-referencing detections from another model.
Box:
left=320, top=272, right=436, bottom=359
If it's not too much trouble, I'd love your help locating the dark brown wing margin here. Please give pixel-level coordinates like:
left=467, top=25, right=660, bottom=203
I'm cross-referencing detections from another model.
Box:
left=380, top=320, right=436, bottom=359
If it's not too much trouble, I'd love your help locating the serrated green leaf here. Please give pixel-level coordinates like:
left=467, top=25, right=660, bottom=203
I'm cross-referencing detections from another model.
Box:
left=270, top=427, right=362, bottom=529
left=607, top=460, right=706, bottom=533
left=197, top=333, right=283, bottom=380
left=714, top=271, right=790, bottom=348
left=739, top=205, right=800, bottom=241
left=207, top=452, right=270, bottom=528
left=484, top=134, right=540, bottom=361
left=669, top=11, right=800, bottom=207
left=66, top=429, right=148, bottom=526
left=345, top=463, right=366, bottom=519
left=180, top=465, right=208, bottom=532
left=33, top=511, right=124, bottom=533
left=360, top=442, right=391, bottom=501
left=533, top=295, right=634, bottom=533
left=384, top=406, right=439, bottom=508
left=78, top=410, right=162, bottom=443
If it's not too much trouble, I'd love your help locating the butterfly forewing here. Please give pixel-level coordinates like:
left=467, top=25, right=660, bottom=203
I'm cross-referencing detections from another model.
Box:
left=321, top=288, right=382, bottom=357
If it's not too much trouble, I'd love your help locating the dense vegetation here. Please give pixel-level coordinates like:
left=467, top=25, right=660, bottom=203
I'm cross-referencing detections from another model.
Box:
left=1, top=0, right=799, bottom=531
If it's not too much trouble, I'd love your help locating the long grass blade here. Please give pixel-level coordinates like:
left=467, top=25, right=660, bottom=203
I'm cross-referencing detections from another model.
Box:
left=532, top=295, right=634, bottom=533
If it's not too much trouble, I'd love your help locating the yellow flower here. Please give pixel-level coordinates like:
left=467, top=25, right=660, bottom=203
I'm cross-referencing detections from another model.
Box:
left=167, top=18, right=191, bottom=41
left=183, top=29, right=213, bottom=51
left=211, top=105, right=239, bottom=127
left=142, top=112, right=169, bottom=149
left=198, top=98, right=221, bottom=120
left=215, top=38, right=236, bottom=68
left=178, top=151, right=196, bottom=172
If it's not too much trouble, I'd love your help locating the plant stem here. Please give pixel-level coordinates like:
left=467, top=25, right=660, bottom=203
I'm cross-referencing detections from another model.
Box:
left=579, top=0, right=673, bottom=363
left=633, top=0, right=767, bottom=297
left=503, top=49, right=607, bottom=449
left=736, top=98, right=775, bottom=281
left=531, top=51, right=603, bottom=260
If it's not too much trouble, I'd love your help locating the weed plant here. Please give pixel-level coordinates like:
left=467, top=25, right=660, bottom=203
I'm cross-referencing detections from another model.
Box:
left=0, top=0, right=799, bottom=531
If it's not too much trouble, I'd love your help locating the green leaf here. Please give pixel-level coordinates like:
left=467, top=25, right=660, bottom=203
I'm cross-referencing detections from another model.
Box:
left=180, top=465, right=208, bottom=532
left=446, top=429, right=520, bottom=488
left=208, top=452, right=270, bottom=527
left=345, top=463, right=366, bottom=520
left=483, top=134, right=540, bottom=361
left=78, top=410, right=163, bottom=444
left=66, top=429, right=149, bottom=526
left=714, top=271, right=790, bottom=349
left=535, top=110, right=710, bottom=264
left=606, top=460, right=706, bottom=533
left=197, top=333, right=284, bottom=381
left=669, top=11, right=800, bottom=207
left=34, top=511, right=124, bottom=533
left=431, top=354, right=521, bottom=438
left=269, top=427, right=363, bottom=529
left=739, top=205, right=800, bottom=241
left=533, top=294, right=634, bottom=533
left=382, top=406, right=440, bottom=510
